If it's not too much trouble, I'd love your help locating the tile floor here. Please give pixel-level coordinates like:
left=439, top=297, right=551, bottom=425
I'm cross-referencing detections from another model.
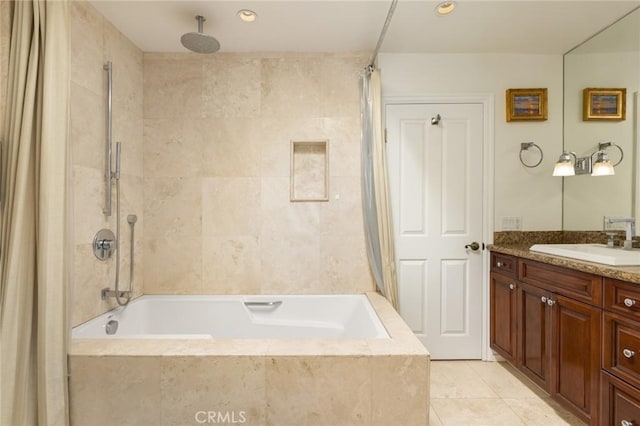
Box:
left=429, top=361, right=586, bottom=425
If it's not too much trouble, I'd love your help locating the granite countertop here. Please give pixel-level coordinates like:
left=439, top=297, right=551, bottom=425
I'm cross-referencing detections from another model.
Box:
left=488, top=243, right=640, bottom=285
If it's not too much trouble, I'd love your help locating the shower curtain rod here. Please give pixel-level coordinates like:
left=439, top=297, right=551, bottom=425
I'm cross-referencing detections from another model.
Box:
left=368, top=0, right=398, bottom=68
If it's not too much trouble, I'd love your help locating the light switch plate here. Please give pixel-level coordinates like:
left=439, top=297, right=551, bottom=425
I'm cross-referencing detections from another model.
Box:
left=501, top=216, right=522, bottom=231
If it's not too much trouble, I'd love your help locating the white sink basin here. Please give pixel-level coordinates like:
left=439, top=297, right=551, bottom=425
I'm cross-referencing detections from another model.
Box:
left=530, top=244, right=640, bottom=266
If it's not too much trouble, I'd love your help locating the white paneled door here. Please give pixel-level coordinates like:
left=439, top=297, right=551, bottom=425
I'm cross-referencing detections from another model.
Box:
left=386, top=102, right=485, bottom=359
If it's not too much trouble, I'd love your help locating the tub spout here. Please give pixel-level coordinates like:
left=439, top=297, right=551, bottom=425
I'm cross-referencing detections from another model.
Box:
left=101, top=287, right=132, bottom=300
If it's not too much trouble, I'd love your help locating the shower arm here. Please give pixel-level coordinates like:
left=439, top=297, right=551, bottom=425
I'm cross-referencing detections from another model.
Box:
left=103, top=61, right=113, bottom=216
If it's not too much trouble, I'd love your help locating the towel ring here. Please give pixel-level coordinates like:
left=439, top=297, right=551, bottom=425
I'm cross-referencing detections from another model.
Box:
left=519, top=142, right=543, bottom=168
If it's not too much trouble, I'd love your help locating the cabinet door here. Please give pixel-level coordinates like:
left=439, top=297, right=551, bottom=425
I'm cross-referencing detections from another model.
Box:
left=552, top=294, right=601, bottom=424
left=602, top=371, right=640, bottom=426
left=490, top=272, right=518, bottom=362
left=519, top=282, right=552, bottom=391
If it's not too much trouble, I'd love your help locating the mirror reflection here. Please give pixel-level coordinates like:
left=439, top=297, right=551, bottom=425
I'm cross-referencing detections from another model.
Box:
left=563, top=8, right=640, bottom=231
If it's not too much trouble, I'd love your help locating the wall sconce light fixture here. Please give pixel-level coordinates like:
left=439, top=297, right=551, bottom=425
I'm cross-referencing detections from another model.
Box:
left=552, top=151, right=576, bottom=176
left=519, top=142, right=543, bottom=168
left=590, top=142, right=623, bottom=176
left=552, top=141, right=623, bottom=177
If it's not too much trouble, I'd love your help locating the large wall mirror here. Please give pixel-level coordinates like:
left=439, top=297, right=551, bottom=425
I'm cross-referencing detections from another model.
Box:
left=563, top=8, right=640, bottom=230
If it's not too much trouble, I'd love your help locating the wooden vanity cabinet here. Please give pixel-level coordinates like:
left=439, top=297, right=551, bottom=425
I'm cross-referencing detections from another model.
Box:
left=602, top=278, right=640, bottom=424
left=517, top=281, right=552, bottom=390
left=490, top=253, right=602, bottom=425
left=490, top=253, right=519, bottom=363
left=518, top=259, right=602, bottom=425
left=601, top=371, right=640, bottom=426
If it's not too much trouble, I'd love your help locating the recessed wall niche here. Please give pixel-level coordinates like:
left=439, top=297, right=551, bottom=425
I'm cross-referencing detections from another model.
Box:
left=290, top=140, right=329, bottom=202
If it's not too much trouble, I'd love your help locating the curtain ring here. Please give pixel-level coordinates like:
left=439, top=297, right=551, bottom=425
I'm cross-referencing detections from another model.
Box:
left=519, top=142, right=543, bottom=168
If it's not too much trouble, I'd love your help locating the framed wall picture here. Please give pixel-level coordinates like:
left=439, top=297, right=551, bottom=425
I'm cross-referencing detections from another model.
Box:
left=583, top=88, right=626, bottom=121
left=506, top=88, right=548, bottom=122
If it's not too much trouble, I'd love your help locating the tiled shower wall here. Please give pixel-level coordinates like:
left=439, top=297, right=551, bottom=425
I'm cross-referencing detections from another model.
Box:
left=142, top=52, right=374, bottom=294
left=70, top=0, right=144, bottom=326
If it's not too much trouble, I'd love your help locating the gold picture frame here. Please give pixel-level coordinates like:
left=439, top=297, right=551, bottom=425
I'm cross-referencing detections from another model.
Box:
left=506, top=88, right=548, bottom=122
left=583, top=88, right=626, bottom=121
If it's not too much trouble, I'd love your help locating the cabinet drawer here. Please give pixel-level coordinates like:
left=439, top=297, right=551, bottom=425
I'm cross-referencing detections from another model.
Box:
left=605, top=278, right=640, bottom=321
left=604, top=312, right=640, bottom=390
left=490, top=253, right=517, bottom=277
left=519, top=259, right=602, bottom=305
left=601, top=371, right=640, bottom=426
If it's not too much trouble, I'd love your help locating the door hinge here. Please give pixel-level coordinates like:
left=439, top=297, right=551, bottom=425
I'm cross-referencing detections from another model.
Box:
left=384, top=128, right=387, bottom=144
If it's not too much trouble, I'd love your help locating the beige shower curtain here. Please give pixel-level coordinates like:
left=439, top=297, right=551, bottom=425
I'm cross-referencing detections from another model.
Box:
left=360, top=67, right=399, bottom=309
left=0, top=1, right=70, bottom=425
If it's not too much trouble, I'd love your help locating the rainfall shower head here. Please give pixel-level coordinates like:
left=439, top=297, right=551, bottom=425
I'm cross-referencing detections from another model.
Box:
left=181, top=15, right=220, bottom=54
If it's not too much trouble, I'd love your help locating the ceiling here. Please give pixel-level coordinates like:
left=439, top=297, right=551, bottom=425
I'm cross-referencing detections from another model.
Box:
left=90, top=0, right=640, bottom=55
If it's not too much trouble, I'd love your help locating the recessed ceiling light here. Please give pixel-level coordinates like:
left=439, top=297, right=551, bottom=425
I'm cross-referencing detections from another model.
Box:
left=435, top=1, right=456, bottom=16
left=237, top=9, right=257, bottom=23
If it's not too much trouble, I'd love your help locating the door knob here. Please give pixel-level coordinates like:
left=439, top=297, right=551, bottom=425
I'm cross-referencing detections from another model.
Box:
left=465, top=242, right=480, bottom=251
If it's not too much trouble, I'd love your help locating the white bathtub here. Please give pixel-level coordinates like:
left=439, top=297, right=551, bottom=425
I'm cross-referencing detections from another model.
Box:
left=72, top=294, right=390, bottom=339
left=69, top=292, right=430, bottom=425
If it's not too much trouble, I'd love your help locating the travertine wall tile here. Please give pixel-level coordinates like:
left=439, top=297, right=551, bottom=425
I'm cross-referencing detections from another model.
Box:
left=202, top=177, right=262, bottom=237
left=70, top=0, right=104, bottom=95
left=260, top=235, right=322, bottom=293
left=201, top=118, right=262, bottom=177
left=70, top=82, right=104, bottom=170
left=70, top=0, right=144, bottom=325
left=261, top=56, right=323, bottom=118
left=143, top=52, right=374, bottom=295
left=144, top=177, right=202, bottom=239
left=143, top=57, right=203, bottom=119
left=202, top=236, right=262, bottom=294
left=144, top=234, right=202, bottom=293
left=203, top=55, right=261, bottom=118
left=143, top=118, right=204, bottom=178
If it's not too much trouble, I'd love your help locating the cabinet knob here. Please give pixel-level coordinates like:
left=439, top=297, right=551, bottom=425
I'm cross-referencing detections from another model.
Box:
left=624, top=298, right=636, bottom=308
left=496, top=261, right=502, bottom=268
left=541, top=296, right=547, bottom=303
left=546, top=298, right=556, bottom=307
left=509, top=284, right=515, bottom=290
left=623, top=349, right=636, bottom=359
left=621, top=420, right=634, bottom=426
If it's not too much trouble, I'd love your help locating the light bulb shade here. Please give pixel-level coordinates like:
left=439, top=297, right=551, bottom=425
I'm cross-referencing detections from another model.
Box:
left=552, top=152, right=575, bottom=176
left=553, top=161, right=575, bottom=176
left=591, top=151, right=615, bottom=176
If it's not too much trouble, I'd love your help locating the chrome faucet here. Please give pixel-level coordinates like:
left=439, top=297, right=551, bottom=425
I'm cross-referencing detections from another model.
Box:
left=605, top=217, right=636, bottom=250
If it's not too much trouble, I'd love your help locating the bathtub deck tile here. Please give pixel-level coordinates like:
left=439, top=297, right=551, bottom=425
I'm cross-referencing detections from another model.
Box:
left=265, top=356, right=372, bottom=426
left=265, top=338, right=372, bottom=356
left=371, top=355, right=430, bottom=426
left=160, top=356, right=267, bottom=426
left=69, top=356, right=162, bottom=426
left=162, top=339, right=271, bottom=356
